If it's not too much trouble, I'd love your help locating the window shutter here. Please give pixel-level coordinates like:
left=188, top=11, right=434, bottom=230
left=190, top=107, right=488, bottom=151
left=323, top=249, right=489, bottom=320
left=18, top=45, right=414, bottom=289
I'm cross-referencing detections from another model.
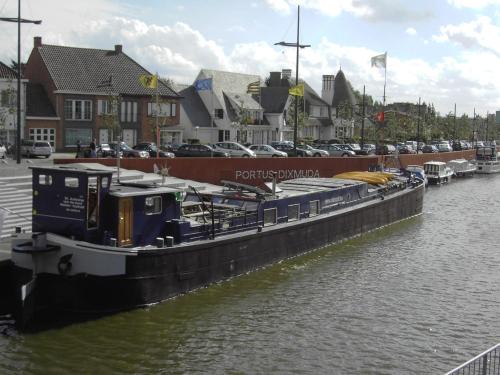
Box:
left=97, top=100, right=103, bottom=115
left=171, top=103, right=176, bottom=117
left=133, top=102, right=138, bottom=122
left=121, top=102, right=126, bottom=122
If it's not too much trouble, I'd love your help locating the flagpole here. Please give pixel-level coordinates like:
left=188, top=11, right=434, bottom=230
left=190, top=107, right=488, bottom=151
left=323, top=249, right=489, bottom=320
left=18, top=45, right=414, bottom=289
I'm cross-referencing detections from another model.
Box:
left=293, top=5, right=300, bottom=156
left=155, top=73, right=160, bottom=160
left=383, top=54, right=387, bottom=106
left=211, top=76, right=214, bottom=133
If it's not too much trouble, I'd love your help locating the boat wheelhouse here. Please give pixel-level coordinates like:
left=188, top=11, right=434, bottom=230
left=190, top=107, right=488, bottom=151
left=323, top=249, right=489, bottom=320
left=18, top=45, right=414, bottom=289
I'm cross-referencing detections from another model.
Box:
left=474, top=146, right=500, bottom=174
left=423, top=161, right=454, bottom=184
left=9, top=166, right=424, bottom=328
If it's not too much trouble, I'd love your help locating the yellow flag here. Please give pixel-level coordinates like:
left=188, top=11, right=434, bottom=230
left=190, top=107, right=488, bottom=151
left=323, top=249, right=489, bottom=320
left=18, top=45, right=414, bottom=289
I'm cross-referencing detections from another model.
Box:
left=139, top=74, right=158, bottom=89
left=288, top=83, right=304, bottom=97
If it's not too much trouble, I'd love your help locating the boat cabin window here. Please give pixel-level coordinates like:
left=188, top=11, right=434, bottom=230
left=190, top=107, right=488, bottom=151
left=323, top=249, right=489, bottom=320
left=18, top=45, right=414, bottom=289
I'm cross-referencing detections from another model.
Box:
left=288, top=204, right=299, bottom=221
left=65, top=177, right=79, bottom=188
left=309, top=200, right=320, bottom=216
left=87, top=176, right=100, bottom=229
left=38, top=174, right=53, bottom=186
left=102, top=176, right=109, bottom=188
left=145, top=196, right=162, bottom=215
left=263, top=208, right=277, bottom=226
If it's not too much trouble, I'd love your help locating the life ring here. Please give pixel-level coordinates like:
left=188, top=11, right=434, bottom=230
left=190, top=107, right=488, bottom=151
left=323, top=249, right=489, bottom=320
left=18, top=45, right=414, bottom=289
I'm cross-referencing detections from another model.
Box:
left=57, top=254, right=73, bottom=275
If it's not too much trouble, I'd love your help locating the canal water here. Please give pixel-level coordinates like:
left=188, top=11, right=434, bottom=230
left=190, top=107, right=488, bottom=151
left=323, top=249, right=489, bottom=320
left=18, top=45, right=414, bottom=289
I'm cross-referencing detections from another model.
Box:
left=1, top=175, right=499, bottom=374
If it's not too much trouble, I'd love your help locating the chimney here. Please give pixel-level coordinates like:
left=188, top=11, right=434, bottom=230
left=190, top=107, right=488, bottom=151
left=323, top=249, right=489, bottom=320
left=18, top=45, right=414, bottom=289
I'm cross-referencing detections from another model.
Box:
left=114, top=44, right=123, bottom=54
left=321, top=74, right=335, bottom=105
left=269, top=72, right=281, bottom=87
left=34, top=36, right=42, bottom=48
left=281, top=69, right=292, bottom=80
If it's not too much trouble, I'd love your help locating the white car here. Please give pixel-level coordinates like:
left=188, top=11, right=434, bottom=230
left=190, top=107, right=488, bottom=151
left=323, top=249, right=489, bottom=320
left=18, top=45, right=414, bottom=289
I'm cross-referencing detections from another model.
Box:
left=21, top=140, right=52, bottom=158
left=0, top=144, right=6, bottom=159
left=249, top=144, right=287, bottom=157
left=213, top=141, right=256, bottom=157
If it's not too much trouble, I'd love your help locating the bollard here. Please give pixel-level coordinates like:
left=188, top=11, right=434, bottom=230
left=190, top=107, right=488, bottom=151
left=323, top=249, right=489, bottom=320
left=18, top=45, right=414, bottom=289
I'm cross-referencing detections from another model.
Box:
left=110, top=238, right=117, bottom=247
left=165, top=236, right=174, bottom=247
left=156, top=237, right=164, bottom=248
left=32, top=233, right=47, bottom=249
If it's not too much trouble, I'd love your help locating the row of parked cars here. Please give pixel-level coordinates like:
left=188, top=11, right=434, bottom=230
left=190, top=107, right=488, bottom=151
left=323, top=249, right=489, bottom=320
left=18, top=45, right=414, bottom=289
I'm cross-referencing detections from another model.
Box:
left=92, top=138, right=487, bottom=159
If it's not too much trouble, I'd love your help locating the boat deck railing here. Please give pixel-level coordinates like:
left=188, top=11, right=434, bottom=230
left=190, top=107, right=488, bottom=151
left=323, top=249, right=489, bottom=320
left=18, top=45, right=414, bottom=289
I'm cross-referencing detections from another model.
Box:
left=445, top=343, right=500, bottom=375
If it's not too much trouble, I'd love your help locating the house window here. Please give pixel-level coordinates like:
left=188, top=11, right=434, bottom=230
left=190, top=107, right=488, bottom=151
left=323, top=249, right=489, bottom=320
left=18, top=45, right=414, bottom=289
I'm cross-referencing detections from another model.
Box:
left=147, top=102, right=176, bottom=117
left=263, top=208, right=277, bottom=226
left=65, top=128, right=92, bottom=147
left=309, top=200, right=320, bottom=216
left=64, top=99, right=92, bottom=120
left=218, top=130, right=230, bottom=142
left=145, top=196, right=162, bottom=215
left=1, top=89, right=16, bottom=107
left=288, top=204, right=299, bottom=221
left=97, top=99, right=119, bottom=115
left=214, top=109, right=224, bottom=119
left=29, top=128, right=56, bottom=148
left=121, top=101, right=138, bottom=123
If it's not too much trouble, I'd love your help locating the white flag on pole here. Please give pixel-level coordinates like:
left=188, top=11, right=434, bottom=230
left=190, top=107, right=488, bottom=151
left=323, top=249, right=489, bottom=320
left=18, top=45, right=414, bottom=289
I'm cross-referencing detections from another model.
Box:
left=371, top=52, right=387, bottom=68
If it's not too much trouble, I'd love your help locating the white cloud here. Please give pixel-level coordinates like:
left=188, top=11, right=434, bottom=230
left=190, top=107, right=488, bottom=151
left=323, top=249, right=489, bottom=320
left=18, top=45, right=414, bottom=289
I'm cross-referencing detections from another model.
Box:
left=406, top=27, right=417, bottom=35
left=263, top=0, right=432, bottom=22
left=263, top=0, right=292, bottom=14
left=433, top=16, right=500, bottom=56
left=447, top=0, right=500, bottom=9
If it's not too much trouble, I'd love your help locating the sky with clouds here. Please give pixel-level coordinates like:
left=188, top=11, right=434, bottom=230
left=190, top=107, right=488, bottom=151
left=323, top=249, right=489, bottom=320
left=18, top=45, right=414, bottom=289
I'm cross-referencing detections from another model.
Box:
left=1, top=0, right=499, bottom=116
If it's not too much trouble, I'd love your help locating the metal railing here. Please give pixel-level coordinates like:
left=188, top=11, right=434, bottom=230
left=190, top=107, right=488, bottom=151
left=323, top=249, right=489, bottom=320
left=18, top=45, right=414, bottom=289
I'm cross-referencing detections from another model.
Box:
left=446, top=343, right=500, bottom=375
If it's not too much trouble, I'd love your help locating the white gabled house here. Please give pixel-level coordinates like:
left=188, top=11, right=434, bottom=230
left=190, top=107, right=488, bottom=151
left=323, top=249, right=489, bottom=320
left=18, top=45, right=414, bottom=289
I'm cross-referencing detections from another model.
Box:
left=0, top=61, right=28, bottom=146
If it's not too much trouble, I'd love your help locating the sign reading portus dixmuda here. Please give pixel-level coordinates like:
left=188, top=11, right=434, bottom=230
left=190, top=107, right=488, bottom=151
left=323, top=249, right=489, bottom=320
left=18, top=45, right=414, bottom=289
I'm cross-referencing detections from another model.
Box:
left=235, top=169, right=320, bottom=182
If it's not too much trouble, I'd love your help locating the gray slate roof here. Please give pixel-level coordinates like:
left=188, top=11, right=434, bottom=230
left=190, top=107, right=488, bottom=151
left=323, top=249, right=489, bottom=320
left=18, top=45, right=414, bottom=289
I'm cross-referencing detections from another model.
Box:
left=0, top=61, right=17, bottom=79
left=175, top=84, right=212, bottom=128
left=26, top=83, right=57, bottom=117
left=37, top=44, right=180, bottom=97
left=331, top=69, right=357, bottom=108
left=195, top=69, right=261, bottom=119
left=260, top=86, right=289, bottom=113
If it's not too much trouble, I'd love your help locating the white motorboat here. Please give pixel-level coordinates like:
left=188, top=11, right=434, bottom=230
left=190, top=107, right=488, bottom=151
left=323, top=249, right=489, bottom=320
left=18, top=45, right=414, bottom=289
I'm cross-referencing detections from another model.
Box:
left=447, top=159, right=476, bottom=177
left=474, top=146, right=500, bottom=174
left=423, top=161, right=454, bottom=184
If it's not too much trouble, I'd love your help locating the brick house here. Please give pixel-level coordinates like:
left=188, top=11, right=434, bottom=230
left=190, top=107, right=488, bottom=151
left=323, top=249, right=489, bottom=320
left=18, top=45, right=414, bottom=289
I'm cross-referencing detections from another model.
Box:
left=23, top=37, right=181, bottom=151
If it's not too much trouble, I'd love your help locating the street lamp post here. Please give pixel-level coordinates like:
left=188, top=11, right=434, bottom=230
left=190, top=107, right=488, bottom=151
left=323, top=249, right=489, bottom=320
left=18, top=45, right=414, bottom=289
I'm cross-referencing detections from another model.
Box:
left=274, top=5, right=310, bottom=156
left=0, top=0, right=41, bottom=164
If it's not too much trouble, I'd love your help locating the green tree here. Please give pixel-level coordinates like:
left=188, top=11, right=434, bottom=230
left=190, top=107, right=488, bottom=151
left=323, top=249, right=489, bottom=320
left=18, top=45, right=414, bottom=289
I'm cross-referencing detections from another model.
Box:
left=231, top=99, right=253, bottom=143
left=286, top=95, right=307, bottom=139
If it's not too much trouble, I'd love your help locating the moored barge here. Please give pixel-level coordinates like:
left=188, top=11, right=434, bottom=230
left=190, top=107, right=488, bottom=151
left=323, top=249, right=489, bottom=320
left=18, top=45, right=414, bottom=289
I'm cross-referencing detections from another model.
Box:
left=9, top=166, right=424, bottom=328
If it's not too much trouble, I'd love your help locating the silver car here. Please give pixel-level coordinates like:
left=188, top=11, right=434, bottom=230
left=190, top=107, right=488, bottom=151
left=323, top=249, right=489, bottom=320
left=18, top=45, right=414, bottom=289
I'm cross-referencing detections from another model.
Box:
left=299, top=144, right=329, bottom=157
left=213, top=141, right=256, bottom=157
left=249, top=144, right=287, bottom=157
left=316, top=144, right=356, bottom=157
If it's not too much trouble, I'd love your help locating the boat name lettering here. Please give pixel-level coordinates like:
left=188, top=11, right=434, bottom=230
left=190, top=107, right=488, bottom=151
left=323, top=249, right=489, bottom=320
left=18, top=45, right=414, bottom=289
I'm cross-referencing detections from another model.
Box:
left=59, top=196, right=85, bottom=213
left=235, top=169, right=320, bottom=180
